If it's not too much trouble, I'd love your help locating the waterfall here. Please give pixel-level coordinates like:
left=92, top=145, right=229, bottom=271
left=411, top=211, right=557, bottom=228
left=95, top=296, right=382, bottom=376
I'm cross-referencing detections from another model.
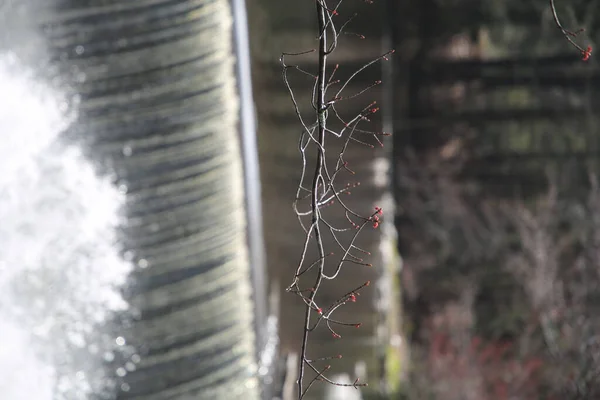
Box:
left=0, top=52, right=132, bottom=400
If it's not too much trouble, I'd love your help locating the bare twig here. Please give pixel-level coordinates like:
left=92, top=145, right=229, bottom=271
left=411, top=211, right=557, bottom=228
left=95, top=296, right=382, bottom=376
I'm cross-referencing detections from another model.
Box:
left=281, top=1, right=393, bottom=398
left=549, top=0, right=592, bottom=60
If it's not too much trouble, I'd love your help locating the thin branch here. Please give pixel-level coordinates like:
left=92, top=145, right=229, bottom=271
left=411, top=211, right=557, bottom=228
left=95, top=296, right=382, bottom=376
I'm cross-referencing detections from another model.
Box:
left=549, top=0, right=592, bottom=59
left=283, top=1, right=392, bottom=397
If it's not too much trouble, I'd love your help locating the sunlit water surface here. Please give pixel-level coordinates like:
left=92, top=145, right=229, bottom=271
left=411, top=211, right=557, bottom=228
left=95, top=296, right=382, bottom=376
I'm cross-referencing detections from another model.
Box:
left=0, top=53, right=133, bottom=400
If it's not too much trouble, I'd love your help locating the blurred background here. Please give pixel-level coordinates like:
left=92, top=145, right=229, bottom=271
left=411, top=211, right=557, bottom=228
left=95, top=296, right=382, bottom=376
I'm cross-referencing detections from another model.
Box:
left=0, top=0, right=599, bottom=399
left=251, top=0, right=600, bottom=398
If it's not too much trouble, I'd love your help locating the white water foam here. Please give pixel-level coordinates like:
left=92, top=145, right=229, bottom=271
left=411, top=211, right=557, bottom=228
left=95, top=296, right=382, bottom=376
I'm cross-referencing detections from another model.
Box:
left=0, top=53, right=132, bottom=399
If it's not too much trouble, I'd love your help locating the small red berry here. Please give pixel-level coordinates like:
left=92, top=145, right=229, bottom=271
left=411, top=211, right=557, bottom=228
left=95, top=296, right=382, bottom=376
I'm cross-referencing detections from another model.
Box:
left=583, top=46, right=592, bottom=61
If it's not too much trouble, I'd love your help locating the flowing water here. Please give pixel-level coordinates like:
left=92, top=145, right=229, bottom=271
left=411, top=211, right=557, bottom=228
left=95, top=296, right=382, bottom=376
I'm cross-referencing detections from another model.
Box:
left=0, top=1, right=401, bottom=399
left=0, top=1, right=260, bottom=399
left=0, top=50, right=133, bottom=399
